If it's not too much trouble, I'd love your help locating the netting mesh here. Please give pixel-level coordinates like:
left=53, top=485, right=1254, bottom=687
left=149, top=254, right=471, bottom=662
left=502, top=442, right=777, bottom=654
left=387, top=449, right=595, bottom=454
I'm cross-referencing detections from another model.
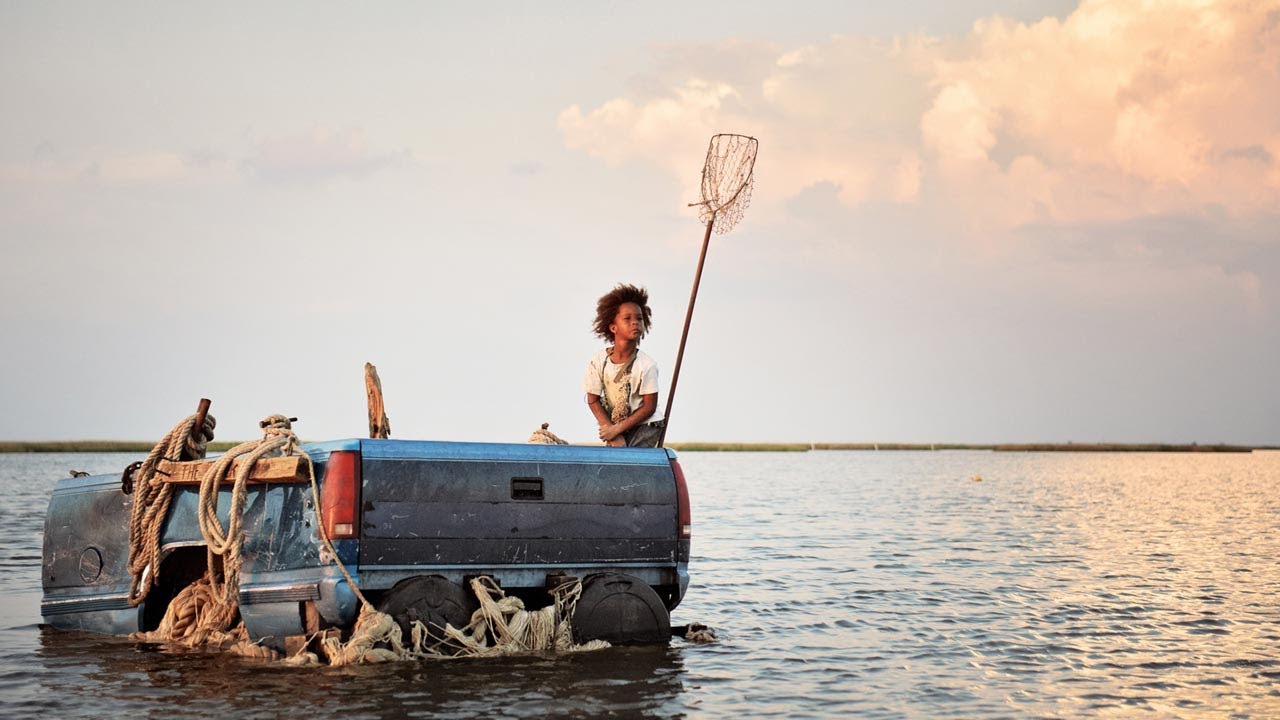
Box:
left=695, top=134, right=758, bottom=234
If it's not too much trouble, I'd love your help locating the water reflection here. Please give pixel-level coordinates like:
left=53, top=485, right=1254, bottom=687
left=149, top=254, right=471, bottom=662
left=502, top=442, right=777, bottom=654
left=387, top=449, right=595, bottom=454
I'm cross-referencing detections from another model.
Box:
left=672, top=450, right=1280, bottom=718
left=34, top=626, right=689, bottom=719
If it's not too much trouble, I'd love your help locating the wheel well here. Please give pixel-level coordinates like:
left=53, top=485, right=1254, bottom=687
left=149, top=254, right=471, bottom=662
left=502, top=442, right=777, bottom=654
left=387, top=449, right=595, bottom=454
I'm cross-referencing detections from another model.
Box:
left=141, top=546, right=208, bottom=632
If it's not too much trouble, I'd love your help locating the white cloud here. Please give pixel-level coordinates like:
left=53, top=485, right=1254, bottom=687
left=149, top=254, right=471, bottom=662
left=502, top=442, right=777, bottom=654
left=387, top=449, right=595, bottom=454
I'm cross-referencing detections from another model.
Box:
left=0, top=149, right=235, bottom=187
left=244, top=127, right=406, bottom=183
left=0, top=127, right=408, bottom=189
left=559, top=79, right=743, bottom=168
left=921, top=81, right=997, bottom=166
left=559, top=0, right=1280, bottom=232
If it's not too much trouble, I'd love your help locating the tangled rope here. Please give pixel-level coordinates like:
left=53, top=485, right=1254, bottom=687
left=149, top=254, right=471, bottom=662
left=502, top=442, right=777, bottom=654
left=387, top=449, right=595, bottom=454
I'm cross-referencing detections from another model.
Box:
left=127, top=412, right=216, bottom=606
left=430, top=577, right=609, bottom=657
left=682, top=623, right=717, bottom=643
left=281, top=576, right=609, bottom=666
left=131, top=414, right=301, bottom=657
left=132, top=572, right=274, bottom=660
left=528, top=422, right=569, bottom=445
left=129, top=411, right=410, bottom=664
left=197, top=414, right=298, bottom=609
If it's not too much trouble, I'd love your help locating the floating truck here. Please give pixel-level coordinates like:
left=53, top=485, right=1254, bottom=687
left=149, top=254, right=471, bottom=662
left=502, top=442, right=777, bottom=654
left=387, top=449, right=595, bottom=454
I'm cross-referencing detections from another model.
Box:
left=41, top=439, right=692, bottom=648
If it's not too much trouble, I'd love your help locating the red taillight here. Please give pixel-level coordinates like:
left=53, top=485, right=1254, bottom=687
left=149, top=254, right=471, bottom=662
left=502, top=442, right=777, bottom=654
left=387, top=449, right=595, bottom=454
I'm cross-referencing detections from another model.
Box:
left=321, top=450, right=361, bottom=540
left=671, top=458, right=691, bottom=539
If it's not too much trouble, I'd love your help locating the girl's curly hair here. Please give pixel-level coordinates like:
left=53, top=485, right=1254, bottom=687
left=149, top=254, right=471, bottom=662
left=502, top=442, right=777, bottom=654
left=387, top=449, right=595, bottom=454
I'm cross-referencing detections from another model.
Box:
left=593, top=284, right=652, bottom=343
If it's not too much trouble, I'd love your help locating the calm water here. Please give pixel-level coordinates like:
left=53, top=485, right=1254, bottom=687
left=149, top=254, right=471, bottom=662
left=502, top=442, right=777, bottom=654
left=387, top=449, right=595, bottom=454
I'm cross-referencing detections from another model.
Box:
left=2, top=450, right=1278, bottom=718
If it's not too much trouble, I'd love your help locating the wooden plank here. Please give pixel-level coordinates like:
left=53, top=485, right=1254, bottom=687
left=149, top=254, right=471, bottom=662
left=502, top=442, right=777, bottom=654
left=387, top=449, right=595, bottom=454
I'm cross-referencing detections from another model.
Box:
left=284, top=634, right=310, bottom=657
left=156, top=455, right=308, bottom=485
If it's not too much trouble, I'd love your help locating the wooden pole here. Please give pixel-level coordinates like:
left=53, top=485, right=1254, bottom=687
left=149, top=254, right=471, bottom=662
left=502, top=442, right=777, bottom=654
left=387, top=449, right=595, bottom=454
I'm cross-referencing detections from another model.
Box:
left=365, top=363, right=391, bottom=439
left=659, top=216, right=715, bottom=447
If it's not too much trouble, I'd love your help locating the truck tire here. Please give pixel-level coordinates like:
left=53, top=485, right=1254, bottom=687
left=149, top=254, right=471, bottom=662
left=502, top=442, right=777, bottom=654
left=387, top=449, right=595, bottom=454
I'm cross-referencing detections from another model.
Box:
left=572, top=573, right=671, bottom=645
left=378, top=575, right=477, bottom=644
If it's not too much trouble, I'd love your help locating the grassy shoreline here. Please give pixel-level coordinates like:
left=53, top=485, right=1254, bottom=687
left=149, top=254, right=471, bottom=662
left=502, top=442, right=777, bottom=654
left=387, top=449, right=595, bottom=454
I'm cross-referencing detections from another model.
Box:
left=672, top=442, right=1266, bottom=453
left=1, top=440, right=1270, bottom=453
left=0, top=441, right=243, bottom=453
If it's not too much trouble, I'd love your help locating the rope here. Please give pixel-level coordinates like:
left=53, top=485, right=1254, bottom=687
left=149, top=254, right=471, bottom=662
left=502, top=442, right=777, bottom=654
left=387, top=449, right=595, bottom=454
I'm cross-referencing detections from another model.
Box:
left=127, top=410, right=394, bottom=664
left=197, top=414, right=297, bottom=608
left=131, top=572, right=271, bottom=659
left=528, top=422, right=569, bottom=445
left=428, top=577, right=608, bottom=657
left=682, top=623, right=717, bottom=643
left=600, top=348, right=639, bottom=425
left=130, top=413, right=294, bottom=659
left=126, top=412, right=216, bottom=605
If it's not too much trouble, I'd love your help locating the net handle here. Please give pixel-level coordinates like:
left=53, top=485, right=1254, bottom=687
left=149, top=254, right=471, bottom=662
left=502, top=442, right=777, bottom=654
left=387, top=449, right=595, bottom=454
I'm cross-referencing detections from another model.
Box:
left=660, top=133, right=758, bottom=447
left=658, top=216, right=715, bottom=448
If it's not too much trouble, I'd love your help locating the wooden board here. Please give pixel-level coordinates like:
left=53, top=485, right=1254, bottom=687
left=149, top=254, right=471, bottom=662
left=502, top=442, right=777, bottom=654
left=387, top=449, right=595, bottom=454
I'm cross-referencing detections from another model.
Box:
left=156, top=455, right=308, bottom=485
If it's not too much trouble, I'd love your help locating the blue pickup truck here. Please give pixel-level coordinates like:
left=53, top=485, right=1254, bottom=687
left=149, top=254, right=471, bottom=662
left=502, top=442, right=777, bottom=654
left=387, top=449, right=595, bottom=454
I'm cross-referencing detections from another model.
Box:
left=41, top=439, right=692, bottom=647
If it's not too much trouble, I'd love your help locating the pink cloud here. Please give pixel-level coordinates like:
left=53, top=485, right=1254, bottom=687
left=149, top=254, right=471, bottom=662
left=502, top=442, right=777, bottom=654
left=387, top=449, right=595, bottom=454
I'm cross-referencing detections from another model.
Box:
left=559, top=0, right=1280, bottom=231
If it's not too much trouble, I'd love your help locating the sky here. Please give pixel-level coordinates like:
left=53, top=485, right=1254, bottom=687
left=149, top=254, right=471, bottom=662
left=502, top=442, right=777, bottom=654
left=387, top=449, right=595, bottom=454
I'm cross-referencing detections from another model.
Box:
left=1, top=0, right=1277, bottom=445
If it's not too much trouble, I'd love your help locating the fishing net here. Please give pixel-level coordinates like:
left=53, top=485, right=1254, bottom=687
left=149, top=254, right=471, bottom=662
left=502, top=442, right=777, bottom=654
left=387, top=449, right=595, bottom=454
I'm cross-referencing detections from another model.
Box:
left=694, top=133, right=758, bottom=234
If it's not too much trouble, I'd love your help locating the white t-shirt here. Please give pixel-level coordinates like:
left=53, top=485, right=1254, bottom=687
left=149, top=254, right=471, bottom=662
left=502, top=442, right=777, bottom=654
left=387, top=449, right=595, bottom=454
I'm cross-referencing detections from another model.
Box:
left=582, top=348, right=663, bottom=423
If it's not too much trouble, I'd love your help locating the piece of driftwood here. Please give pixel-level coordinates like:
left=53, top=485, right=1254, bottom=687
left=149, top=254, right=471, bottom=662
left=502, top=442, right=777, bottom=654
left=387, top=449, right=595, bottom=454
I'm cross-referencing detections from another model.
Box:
left=365, top=362, right=391, bottom=439
left=155, top=455, right=307, bottom=485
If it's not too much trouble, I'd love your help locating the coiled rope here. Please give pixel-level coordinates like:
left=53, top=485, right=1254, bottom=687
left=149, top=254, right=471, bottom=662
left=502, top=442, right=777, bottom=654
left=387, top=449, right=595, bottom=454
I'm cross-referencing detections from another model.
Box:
left=131, top=413, right=302, bottom=657
left=197, top=414, right=298, bottom=609
left=126, top=412, right=216, bottom=606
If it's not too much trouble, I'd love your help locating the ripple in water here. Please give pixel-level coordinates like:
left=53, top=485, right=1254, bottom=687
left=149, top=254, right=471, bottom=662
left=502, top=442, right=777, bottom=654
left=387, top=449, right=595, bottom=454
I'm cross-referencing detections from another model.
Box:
left=2, top=450, right=1279, bottom=718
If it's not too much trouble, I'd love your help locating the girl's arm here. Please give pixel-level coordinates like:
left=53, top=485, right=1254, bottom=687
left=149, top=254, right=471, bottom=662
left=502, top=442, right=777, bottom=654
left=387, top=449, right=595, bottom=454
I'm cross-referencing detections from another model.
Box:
left=587, top=394, right=627, bottom=446
left=586, top=394, right=613, bottom=427
left=599, top=393, right=657, bottom=442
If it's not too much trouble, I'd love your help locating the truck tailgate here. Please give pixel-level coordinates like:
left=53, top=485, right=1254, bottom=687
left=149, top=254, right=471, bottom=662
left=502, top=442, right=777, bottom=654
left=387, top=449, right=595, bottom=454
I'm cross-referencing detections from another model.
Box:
left=357, top=440, right=678, bottom=567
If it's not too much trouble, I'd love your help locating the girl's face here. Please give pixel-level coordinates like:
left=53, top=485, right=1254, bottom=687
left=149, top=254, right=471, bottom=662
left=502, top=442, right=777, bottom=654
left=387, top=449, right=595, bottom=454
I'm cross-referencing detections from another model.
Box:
left=610, top=302, right=646, bottom=343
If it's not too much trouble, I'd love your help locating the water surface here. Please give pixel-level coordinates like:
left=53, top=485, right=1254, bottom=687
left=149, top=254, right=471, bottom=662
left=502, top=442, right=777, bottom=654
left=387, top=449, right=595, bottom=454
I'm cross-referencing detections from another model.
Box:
left=2, top=450, right=1278, bottom=718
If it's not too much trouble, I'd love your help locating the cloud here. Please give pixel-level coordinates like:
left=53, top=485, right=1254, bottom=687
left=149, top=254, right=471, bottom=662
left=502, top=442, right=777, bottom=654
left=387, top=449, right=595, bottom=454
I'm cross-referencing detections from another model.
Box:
left=559, top=79, right=743, bottom=168
left=243, top=127, right=407, bottom=183
left=0, top=147, right=235, bottom=187
left=509, top=160, right=545, bottom=176
left=558, top=0, right=1280, bottom=233
left=1, top=127, right=407, bottom=189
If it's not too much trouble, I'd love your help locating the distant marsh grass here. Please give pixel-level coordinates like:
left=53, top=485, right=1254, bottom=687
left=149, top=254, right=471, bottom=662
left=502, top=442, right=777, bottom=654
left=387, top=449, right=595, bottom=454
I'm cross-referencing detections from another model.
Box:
left=0, top=441, right=1265, bottom=453
left=0, top=441, right=242, bottom=453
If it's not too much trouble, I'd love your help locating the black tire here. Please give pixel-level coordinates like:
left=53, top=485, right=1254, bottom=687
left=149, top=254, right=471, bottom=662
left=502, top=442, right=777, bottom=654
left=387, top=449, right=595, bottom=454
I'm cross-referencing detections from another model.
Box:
left=377, top=575, right=477, bottom=644
left=571, top=573, right=671, bottom=645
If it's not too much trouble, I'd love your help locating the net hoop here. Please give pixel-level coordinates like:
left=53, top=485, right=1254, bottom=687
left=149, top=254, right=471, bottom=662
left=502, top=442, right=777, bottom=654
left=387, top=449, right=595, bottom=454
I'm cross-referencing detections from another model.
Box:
left=692, top=133, right=758, bottom=234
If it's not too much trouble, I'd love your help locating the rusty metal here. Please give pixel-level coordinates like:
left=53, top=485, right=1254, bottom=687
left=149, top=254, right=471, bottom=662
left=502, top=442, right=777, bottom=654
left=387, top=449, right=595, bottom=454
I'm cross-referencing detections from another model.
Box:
left=120, top=460, right=142, bottom=495
left=193, top=398, right=211, bottom=434
left=184, top=398, right=212, bottom=462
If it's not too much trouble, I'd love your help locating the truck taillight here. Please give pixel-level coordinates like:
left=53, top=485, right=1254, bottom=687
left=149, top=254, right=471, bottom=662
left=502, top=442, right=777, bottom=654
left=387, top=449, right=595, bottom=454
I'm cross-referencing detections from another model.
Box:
left=321, top=450, right=361, bottom=540
left=671, top=458, right=691, bottom=539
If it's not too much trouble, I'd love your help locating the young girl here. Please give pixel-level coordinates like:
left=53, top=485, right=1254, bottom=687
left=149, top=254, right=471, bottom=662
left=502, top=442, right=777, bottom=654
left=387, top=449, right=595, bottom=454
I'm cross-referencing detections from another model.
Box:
left=583, top=284, right=664, bottom=447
